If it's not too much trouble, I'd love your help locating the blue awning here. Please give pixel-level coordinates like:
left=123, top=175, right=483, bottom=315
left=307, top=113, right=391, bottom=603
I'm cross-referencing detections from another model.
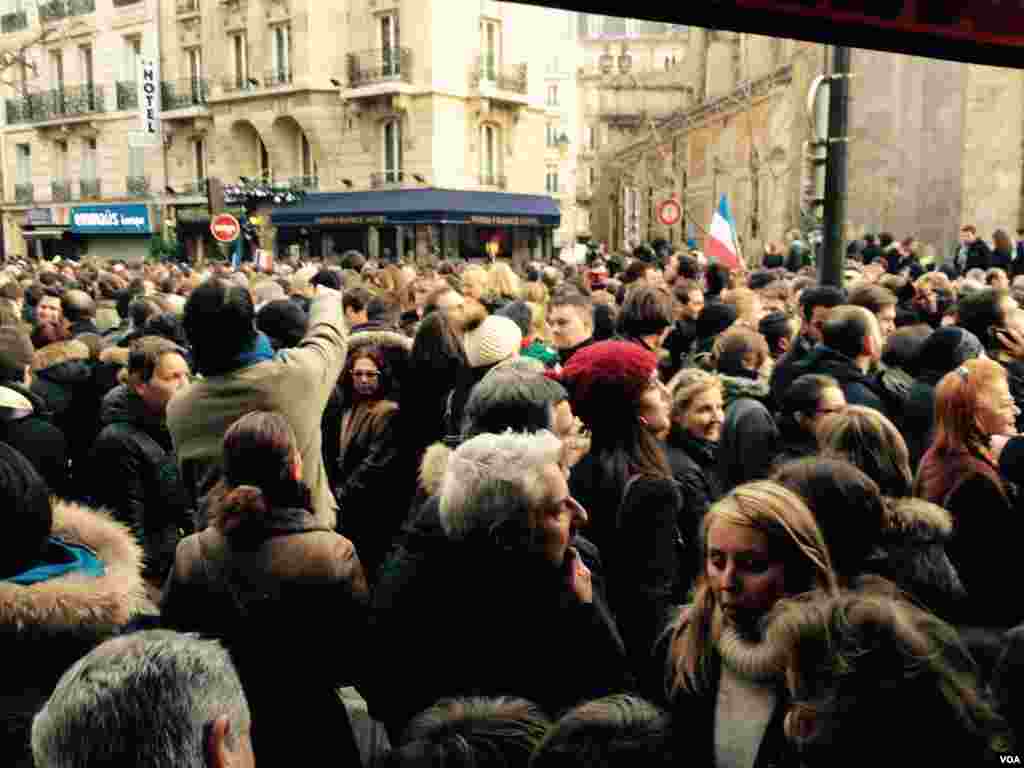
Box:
left=271, top=188, right=560, bottom=228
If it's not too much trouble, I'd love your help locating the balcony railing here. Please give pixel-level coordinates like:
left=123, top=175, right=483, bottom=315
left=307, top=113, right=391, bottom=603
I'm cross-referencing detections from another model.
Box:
left=176, top=0, right=198, bottom=12
left=116, top=81, right=138, bottom=110
left=182, top=179, right=208, bottom=195
left=14, top=184, right=33, bottom=204
left=113, top=0, right=142, bottom=6
left=51, top=180, right=71, bottom=202
left=126, top=175, right=150, bottom=197
left=162, top=78, right=209, bottom=109
left=347, top=47, right=412, bottom=88
left=479, top=173, right=507, bottom=190
left=264, top=69, right=293, bottom=88
left=471, top=56, right=527, bottom=94
left=5, top=84, right=105, bottom=125
left=1, top=11, right=27, bottom=33
left=38, top=0, right=95, bottom=22
left=289, top=175, right=319, bottom=191
left=80, top=178, right=100, bottom=199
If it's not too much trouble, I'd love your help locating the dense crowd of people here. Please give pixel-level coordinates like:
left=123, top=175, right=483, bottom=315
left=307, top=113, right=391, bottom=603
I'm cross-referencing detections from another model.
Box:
left=3, top=238, right=1024, bottom=766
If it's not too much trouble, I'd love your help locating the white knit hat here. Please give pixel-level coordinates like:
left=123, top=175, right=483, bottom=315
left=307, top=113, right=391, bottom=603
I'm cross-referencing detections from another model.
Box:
left=463, top=315, right=523, bottom=369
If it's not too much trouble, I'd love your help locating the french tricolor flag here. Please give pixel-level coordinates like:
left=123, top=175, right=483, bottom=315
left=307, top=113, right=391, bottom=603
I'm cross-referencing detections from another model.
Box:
left=707, top=194, right=742, bottom=271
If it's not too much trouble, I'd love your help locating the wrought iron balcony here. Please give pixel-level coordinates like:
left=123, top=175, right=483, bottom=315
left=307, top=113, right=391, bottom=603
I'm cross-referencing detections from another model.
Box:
left=370, top=171, right=408, bottom=188
left=80, top=178, right=100, bottom=199
left=38, top=0, right=95, bottom=22
left=5, top=84, right=105, bottom=125
left=289, top=175, right=319, bottom=191
left=51, top=180, right=71, bottom=202
left=347, top=48, right=412, bottom=88
left=471, top=56, right=527, bottom=94
left=1, top=11, right=27, bottom=33
left=116, top=81, right=138, bottom=110
left=182, top=179, right=208, bottom=195
left=176, top=0, right=198, bottom=12
left=479, top=173, right=507, bottom=190
left=265, top=69, right=292, bottom=88
left=162, top=78, right=209, bottom=109
left=14, top=184, right=33, bottom=204
left=126, top=175, right=150, bottom=197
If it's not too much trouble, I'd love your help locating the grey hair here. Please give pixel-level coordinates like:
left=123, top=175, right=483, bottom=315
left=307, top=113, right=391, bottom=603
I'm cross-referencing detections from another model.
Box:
left=439, top=430, right=563, bottom=540
left=463, top=367, right=568, bottom=438
left=32, top=630, right=250, bottom=768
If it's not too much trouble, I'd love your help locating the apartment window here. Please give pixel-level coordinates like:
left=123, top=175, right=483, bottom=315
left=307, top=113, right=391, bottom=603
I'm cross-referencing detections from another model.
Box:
left=194, top=138, right=206, bottom=181
left=231, top=32, right=248, bottom=88
left=545, top=169, right=559, bottom=194
left=80, top=45, right=94, bottom=86
left=588, top=167, right=596, bottom=187
left=123, top=35, right=141, bottom=82
left=383, top=119, right=402, bottom=182
left=380, top=13, right=399, bottom=77
left=271, top=24, right=291, bottom=82
left=82, top=138, right=96, bottom=180
left=128, top=145, right=145, bottom=179
left=50, top=49, right=64, bottom=91
left=545, top=123, right=555, bottom=148
left=54, top=141, right=68, bottom=180
left=546, top=84, right=558, bottom=106
left=481, top=19, right=499, bottom=81
left=187, top=46, right=202, bottom=82
left=481, top=124, right=497, bottom=181
left=15, top=144, right=30, bottom=185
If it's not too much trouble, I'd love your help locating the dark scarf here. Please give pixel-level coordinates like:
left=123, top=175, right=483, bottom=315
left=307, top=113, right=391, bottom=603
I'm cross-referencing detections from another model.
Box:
left=205, top=332, right=275, bottom=377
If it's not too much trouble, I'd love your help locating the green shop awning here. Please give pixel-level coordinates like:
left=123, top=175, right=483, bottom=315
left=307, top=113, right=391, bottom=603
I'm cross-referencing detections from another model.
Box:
left=271, top=188, right=561, bottom=228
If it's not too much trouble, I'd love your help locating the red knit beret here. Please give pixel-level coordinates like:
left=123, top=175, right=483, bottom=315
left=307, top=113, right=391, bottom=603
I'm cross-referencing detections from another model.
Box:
left=558, top=340, right=657, bottom=429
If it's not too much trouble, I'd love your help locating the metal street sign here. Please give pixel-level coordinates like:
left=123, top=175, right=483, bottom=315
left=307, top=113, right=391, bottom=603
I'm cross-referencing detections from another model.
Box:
left=138, top=58, right=161, bottom=139
left=210, top=213, right=241, bottom=243
left=658, top=198, right=682, bottom=227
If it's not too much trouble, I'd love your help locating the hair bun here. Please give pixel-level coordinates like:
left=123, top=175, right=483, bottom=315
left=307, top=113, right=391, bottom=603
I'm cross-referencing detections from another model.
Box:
left=218, top=485, right=268, bottom=535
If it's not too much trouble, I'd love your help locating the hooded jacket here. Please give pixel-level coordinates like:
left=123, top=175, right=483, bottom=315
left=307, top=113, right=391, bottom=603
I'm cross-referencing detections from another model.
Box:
left=0, top=501, right=145, bottom=768
left=0, top=384, right=68, bottom=497
left=91, top=385, right=193, bottom=582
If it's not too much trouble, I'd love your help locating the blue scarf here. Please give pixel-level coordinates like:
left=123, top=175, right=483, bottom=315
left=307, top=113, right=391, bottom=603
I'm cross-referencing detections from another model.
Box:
left=5, top=537, right=105, bottom=585
left=206, top=332, right=276, bottom=376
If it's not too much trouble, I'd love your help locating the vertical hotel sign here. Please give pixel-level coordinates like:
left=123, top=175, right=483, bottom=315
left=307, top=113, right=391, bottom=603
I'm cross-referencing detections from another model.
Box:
left=138, top=59, right=161, bottom=140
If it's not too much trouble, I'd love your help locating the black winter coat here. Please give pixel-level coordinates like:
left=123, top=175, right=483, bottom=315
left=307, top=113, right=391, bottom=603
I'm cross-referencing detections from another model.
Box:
left=664, top=426, right=720, bottom=587
left=0, top=383, right=68, bottom=497
left=768, top=333, right=815, bottom=406
left=903, top=372, right=942, bottom=469
left=91, top=385, right=193, bottom=581
left=366, top=499, right=633, bottom=740
left=788, top=344, right=888, bottom=416
left=718, top=397, right=779, bottom=493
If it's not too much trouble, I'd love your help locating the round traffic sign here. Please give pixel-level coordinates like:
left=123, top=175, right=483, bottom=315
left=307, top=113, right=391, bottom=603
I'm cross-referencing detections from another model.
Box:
left=210, top=213, right=241, bottom=243
left=657, top=199, right=682, bottom=227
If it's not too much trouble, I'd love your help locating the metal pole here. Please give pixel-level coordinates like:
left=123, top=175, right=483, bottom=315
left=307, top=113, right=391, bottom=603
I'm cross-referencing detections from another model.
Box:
left=820, top=45, right=851, bottom=289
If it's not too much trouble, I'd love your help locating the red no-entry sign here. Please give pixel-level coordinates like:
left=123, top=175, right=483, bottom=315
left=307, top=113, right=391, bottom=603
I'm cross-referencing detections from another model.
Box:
left=210, top=213, right=241, bottom=243
left=658, top=199, right=682, bottom=227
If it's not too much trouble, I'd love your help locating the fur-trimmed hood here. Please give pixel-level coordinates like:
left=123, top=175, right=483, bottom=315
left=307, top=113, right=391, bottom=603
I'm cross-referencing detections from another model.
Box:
left=99, top=344, right=130, bottom=367
left=0, top=500, right=146, bottom=635
left=419, top=441, right=452, bottom=498
left=349, top=328, right=413, bottom=355
left=32, top=339, right=91, bottom=373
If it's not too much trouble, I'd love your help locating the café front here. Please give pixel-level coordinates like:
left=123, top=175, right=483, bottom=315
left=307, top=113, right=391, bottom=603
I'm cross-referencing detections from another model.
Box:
left=271, top=188, right=560, bottom=266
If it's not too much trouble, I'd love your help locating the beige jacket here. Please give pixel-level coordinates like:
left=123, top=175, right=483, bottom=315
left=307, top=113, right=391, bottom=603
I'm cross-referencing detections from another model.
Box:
left=167, top=294, right=346, bottom=529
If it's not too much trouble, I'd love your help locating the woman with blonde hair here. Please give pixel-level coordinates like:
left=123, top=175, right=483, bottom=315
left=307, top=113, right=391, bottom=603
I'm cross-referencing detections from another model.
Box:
left=915, top=357, right=1023, bottom=627
left=816, top=405, right=913, bottom=499
left=662, top=481, right=837, bottom=768
left=520, top=301, right=558, bottom=369
left=489, top=261, right=521, bottom=306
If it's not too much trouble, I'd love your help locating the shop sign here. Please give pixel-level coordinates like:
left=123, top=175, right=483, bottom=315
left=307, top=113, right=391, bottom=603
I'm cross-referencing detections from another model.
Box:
left=468, top=216, right=541, bottom=226
left=71, top=204, right=152, bottom=235
left=315, top=216, right=387, bottom=225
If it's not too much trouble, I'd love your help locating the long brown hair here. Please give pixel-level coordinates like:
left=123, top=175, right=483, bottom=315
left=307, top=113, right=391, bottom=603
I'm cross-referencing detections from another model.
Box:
left=913, top=358, right=1006, bottom=503
left=666, top=481, right=837, bottom=698
left=210, top=411, right=312, bottom=536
